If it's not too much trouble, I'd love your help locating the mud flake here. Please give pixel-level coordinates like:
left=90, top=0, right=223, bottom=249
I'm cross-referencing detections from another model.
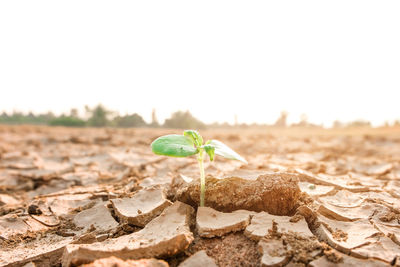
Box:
left=258, top=238, right=289, bottom=267
left=0, top=215, right=33, bottom=240
left=319, top=190, right=365, bottom=208
left=178, top=250, right=217, bottom=267
left=310, top=248, right=388, bottom=267
left=351, top=235, right=400, bottom=264
left=111, top=187, right=172, bottom=227
left=139, top=176, right=172, bottom=189
left=316, top=216, right=380, bottom=254
left=0, top=234, right=74, bottom=266
left=62, top=202, right=194, bottom=266
left=0, top=194, right=20, bottom=206
left=354, top=162, right=393, bottom=176
left=299, top=182, right=334, bottom=196
left=45, top=193, right=97, bottom=217
left=317, top=202, right=387, bottom=222
left=196, top=207, right=251, bottom=238
left=371, top=220, right=400, bottom=246
left=109, top=151, right=152, bottom=168
left=73, top=203, right=118, bottom=234
left=245, top=212, right=314, bottom=241
left=81, top=256, right=169, bottom=267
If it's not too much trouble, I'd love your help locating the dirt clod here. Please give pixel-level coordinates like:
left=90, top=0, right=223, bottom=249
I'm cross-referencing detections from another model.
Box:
left=175, top=173, right=301, bottom=215
left=28, top=204, right=42, bottom=215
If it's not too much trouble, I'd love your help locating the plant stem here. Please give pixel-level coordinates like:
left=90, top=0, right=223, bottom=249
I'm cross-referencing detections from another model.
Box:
left=197, top=150, right=205, bottom=207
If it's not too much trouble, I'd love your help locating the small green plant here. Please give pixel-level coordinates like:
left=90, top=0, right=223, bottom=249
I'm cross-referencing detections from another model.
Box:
left=151, top=130, right=247, bottom=207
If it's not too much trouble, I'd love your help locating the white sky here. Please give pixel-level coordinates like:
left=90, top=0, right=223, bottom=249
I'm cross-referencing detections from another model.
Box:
left=0, top=1, right=399, bottom=126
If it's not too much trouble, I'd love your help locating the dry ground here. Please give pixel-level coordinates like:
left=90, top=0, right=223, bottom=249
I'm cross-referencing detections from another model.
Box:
left=0, top=126, right=399, bottom=266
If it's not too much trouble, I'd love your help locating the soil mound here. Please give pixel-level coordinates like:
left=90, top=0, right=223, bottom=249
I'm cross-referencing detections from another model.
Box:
left=174, top=173, right=301, bottom=216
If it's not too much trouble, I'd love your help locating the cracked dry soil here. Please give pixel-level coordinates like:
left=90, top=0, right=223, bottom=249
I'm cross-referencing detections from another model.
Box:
left=0, top=126, right=400, bottom=266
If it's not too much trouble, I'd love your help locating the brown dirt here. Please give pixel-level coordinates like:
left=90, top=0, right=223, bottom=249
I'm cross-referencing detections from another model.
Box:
left=184, top=232, right=261, bottom=267
left=262, top=220, right=322, bottom=266
left=321, top=242, right=343, bottom=263
left=331, top=229, right=348, bottom=242
left=289, top=214, right=303, bottom=223
left=0, top=230, right=38, bottom=249
left=282, top=232, right=322, bottom=265
left=1, top=126, right=400, bottom=266
left=0, top=216, right=79, bottom=249
left=379, top=211, right=399, bottom=222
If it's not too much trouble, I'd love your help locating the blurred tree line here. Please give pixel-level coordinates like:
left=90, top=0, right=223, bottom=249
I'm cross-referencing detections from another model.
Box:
left=1, top=106, right=398, bottom=129
left=0, top=105, right=205, bottom=129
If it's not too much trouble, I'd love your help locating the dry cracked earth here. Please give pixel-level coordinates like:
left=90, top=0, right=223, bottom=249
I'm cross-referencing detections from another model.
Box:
left=0, top=126, right=399, bottom=267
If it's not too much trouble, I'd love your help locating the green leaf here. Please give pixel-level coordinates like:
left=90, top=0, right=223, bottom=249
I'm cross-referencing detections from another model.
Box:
left=208, top=140, right=247, bottom=163
left=183, top=130, right=203, bottom=147
left=151, top=134, right=199, bottom=157
left=203, top=144, right=215, bottom=161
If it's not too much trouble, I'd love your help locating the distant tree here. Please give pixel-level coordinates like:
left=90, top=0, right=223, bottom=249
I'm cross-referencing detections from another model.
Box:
left=164, top=111, right=206, bottom=129
left=49, top=116, right=86, bottom=127
left=11, top=111, right=24, bottom=124
left=347, top=120, right=371, bottom=127
left=87, top=104, right=112, bottom=127
left=70, top=108, right=79, bottom=118
left=113, top=113, right=146, bottom=128
left=150, top=108, right=159, bottom=127
left=40, top=112, right=55, bottom=124
left=297, top=113, right=309, bottom=127
left=0, top=112, right=8, bottom=119
left=0, top=110, right=56, bottom=125
left=333, top=120, right=343, bottom=128
left=274, top=111, right=288, bottom=127
left=27, top=112, right=35, bottom=120
left=0, top=112, right=8, bottom=124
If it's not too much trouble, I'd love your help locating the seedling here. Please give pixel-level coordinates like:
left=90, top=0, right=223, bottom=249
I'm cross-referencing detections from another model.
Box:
left=151, top=130, right=247, bottom=207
